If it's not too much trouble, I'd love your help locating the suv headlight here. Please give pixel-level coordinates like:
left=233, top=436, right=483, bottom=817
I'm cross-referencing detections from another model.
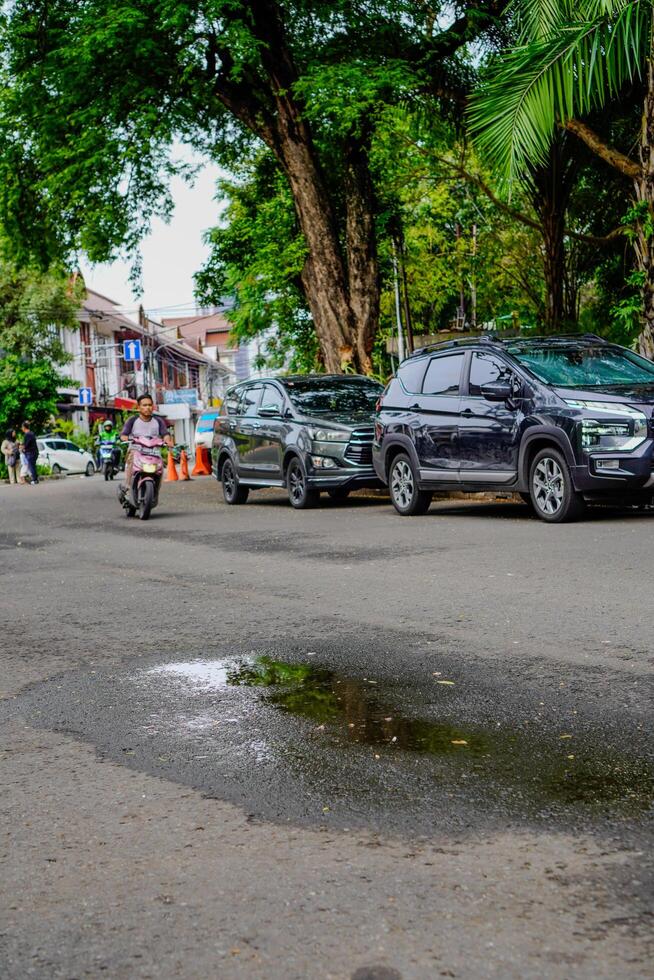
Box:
left=308, top=427, right=350, bottom=443
left=565, top=401, right=648, bottom=452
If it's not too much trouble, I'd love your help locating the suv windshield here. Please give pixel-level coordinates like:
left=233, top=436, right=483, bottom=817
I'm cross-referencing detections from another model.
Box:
left=508, top=344, right=654, bottom=388
left=284, top=377, right=382, bottom=415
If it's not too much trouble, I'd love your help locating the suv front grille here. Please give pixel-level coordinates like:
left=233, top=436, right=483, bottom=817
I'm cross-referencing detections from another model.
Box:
left=344, top=427, right=374, bottom=466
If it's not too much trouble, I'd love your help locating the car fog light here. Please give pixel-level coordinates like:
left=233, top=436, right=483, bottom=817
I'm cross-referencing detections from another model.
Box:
left=596, top=459, right=620, bottom=470
left=311, top=455, right=337, bottom=469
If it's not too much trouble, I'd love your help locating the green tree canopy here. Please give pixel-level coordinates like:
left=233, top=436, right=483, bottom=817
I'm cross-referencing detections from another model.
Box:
left=469, top=0, right=654, bottom=353
left=0, top=0, right=508, bottom=371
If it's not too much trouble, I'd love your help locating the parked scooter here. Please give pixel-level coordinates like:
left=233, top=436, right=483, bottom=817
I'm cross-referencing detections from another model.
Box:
left=120, top=435, right=164, bottom=520
left=99, top=442, right=121, bottom=481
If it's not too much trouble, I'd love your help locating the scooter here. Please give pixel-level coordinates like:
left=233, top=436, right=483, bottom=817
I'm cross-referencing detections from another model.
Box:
left=98, top=441, right=121, bottom=481
left=120, top=436, right=164, bottom=520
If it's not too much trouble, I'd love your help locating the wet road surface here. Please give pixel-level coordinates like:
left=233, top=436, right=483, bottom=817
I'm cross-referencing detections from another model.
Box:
left=1, top=478, right=654, bottom=979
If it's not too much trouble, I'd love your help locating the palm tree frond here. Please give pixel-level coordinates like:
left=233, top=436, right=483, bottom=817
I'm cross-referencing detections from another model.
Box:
left=469, top=1, right=650, bottom=179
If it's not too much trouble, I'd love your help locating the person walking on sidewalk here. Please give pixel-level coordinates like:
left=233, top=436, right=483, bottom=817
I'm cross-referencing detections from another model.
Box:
left=1, top=429, right=20, bottom=484
left=20, top=421, right=39, bottom=485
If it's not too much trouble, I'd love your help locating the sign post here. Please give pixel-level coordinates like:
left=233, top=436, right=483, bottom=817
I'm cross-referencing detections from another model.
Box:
left=123, top=339, right=143, bottom=362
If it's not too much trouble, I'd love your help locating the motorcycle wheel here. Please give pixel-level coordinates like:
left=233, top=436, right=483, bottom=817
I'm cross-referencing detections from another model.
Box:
left=138, top=480, right=155, bottom=520
left=104, top=462, right=111, bottom=481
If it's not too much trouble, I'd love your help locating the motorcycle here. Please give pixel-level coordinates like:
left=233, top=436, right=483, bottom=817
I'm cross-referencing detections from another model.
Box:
left=120, top=435, right=164, bottom=521
left=98, top=441, right=121, bottom=481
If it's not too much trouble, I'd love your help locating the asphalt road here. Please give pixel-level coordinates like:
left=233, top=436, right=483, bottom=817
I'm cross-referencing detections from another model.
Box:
left=1, top=476, right=653, bottom=979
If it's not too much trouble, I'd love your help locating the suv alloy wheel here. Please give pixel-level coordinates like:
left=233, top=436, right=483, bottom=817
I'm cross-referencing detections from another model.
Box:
left=529, top=447, right=585, bottom=523
left=222, top=458, right=249, bottom=505
left=389, top=453, right=432, bottom=516
left=287, top=457, right=319, bottom=509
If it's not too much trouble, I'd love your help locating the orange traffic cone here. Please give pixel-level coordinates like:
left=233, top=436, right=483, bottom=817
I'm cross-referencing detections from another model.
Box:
left=191, top=446, right=212, bottom=477
left=179, top=449, right=191, bottom=481
left=165, top=450, right=179, bottom=481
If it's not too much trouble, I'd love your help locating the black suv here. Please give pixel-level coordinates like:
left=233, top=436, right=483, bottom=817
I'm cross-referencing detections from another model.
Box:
left=373, top=334, right=654, bottom=523
left=213, top=374, right=383, bottom=508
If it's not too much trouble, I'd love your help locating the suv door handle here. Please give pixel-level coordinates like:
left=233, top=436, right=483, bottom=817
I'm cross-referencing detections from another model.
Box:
left=461, top=408, right=474, bottom=415
left=252, top=421, right=261, bottom=429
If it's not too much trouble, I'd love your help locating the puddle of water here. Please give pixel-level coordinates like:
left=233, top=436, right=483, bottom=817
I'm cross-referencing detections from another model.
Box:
left=151, top=661, right=231, bottom=690
left=148, top=656, right=654, bottom=814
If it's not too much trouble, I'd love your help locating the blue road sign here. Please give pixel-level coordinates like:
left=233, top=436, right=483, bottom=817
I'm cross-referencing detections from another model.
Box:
left=123, top=339, right=142, bottom=361
left=79, top=387, right=93, bottom=406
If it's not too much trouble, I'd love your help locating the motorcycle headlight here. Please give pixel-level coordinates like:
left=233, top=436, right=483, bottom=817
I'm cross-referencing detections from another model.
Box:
left=566, top=401, right=648, bottom=452
left=308, top=427, right=350, bottom=443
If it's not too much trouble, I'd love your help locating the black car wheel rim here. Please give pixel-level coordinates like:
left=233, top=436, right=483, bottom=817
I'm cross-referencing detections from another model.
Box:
left=533, top=457, right=564, bottom=515
left=223, top=463, right=235, bottom=497
left=391, top=460, right=414, bottom=509
left=289, top=464, right=304, bottom=503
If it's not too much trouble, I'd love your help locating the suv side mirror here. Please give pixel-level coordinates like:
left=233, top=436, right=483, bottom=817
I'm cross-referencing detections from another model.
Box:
left=259, top=404, right=281, bottom=418
left=480, top=380, right=513, bottom=402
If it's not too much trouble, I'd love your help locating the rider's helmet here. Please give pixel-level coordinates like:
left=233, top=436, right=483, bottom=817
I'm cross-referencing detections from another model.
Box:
left=103, top=419, right=113, bottom=430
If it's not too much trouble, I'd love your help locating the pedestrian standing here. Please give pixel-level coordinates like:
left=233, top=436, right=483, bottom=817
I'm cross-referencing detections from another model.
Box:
left=20, top=421, right=39, bottom=485
left=1, top=429, right=20, bottom=484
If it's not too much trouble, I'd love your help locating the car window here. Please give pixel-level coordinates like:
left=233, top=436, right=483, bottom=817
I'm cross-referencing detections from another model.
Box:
left=50, top=440, right=67, bottom=451
left=397, top=359, right=428, bottom=394
left=240, top=384, right=263, bottom=416
left=284, top=377, right=382, bottom=415
left=37, top=440, right=45, bottom=452
left=469, top=352, right=512, bottom=396
left=223, top=389, right=242, bottom=416
left=259, top=384, right=285, bottom=415
left=507, top=344, right=654, bottom=387
left=64, top=441, right=81, bottom=452
left=422, top=353, right=465, bottom=396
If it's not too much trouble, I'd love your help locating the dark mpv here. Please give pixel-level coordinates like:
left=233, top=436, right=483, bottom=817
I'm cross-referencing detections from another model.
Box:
left=213, top=375, right=383, bottom=508
left=373, top=334, right=654, bottom=523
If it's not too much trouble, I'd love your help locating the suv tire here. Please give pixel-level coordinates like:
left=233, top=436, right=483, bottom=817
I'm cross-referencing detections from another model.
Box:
left=389, top=453, right=432, bottom=516
left=287, top=457, right=319, bottom=509
left=529, top=447, right=585, bottom=523
left=222, top=458, right=249, bottom=505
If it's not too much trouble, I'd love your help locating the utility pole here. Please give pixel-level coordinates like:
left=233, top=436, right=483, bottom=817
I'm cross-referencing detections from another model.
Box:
left=395, top=228, right=414, bottom=355
left=469, top=223, right=477, bottom=332
left=391, top=239, right=406, bottom=363
left=455, top=223, right=466, bottom=329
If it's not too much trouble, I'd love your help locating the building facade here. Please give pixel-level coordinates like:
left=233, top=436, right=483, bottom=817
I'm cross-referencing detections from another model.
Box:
left=57, top=289, right=229, bottom=446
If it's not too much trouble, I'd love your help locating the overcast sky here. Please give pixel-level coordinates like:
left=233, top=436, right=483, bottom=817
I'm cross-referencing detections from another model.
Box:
left=80, top=155, right=224, bottom=319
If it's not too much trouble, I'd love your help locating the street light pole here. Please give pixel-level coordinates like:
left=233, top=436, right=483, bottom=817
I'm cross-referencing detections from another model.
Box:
left=392, top=240, right=405, bottom=363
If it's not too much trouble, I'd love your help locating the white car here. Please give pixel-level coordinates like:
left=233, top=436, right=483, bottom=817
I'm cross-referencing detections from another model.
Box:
left=37, top=436, right=96, bottom=476
left=194, top=409, right=222, bottom=449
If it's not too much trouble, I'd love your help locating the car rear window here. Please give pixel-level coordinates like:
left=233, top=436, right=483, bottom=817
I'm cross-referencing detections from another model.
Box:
left=223, top=389, right=241, bottom=415
left=397, top=359, right=428, bottom=393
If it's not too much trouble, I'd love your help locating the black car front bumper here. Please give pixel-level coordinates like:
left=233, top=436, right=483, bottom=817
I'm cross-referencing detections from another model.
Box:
left=572, top=443, right=654, bottom=492
left=305, top=466, right=382, bottom=491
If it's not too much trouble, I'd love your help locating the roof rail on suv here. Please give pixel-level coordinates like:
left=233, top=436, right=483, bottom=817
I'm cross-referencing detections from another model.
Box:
left=410, top=332, right=607, bottom=358
left=410, top=336, right=496, bottom=358
left=499, top=332, right=607, bottom=346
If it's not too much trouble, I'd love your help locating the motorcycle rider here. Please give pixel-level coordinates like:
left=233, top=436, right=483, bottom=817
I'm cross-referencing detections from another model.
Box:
left=119, top=393, right=173, bottom=500
left=96, top=419, right=121, bottom=471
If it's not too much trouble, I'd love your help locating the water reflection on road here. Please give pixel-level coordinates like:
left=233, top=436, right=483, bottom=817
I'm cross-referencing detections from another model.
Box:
left=149, top=656, right=654, bottom=814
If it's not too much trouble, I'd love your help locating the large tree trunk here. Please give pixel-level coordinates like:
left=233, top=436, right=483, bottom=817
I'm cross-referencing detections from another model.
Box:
left=636, top=56, right=654, bottom=358
left=246, top=0, right=378, bottom=374
left=344, top=131, right=379, bottom=374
